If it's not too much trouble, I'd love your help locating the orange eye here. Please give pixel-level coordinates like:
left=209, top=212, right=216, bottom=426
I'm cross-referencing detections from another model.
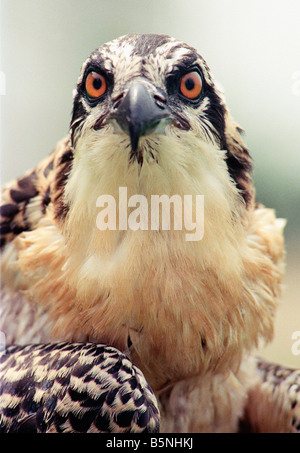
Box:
left=85, top=72, right=107, bottom=99
left=179, top=71, right=202, bottom=100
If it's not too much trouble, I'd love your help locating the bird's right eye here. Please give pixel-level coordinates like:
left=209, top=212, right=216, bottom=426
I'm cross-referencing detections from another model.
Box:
left=85, top=72, right=107, bottom=99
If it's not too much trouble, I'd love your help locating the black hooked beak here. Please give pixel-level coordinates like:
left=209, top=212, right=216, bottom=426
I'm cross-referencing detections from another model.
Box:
left=110, top=81, right=173, bottom=153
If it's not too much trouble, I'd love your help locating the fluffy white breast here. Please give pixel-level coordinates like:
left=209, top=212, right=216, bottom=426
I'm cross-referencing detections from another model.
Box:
left=64, top=124, right=246, bottom=280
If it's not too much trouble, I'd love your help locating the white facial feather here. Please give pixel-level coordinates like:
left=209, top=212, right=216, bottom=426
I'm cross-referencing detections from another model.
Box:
left=64, top=123, right=245, bottom=287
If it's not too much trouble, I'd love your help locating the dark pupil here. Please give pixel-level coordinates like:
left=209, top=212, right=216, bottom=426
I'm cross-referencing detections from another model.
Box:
left=185, top=77, right=195, bottom=91
left=93, top=77, right=102, bottom=90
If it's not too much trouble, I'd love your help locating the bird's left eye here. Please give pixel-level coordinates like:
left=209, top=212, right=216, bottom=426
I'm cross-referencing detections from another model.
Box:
left=179, top=71, right=202, bottom=100
left=85, top=72, right=107, bottom=99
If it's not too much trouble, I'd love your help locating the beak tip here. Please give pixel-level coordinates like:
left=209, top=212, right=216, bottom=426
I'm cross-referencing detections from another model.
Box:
left=129, top=127, right=139, bottom=152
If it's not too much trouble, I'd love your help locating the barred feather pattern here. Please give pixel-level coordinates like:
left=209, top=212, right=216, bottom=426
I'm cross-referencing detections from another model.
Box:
left=241, top=358, right=300, bottom=433
left=0, top=136, right=72, bottom=250
left=0, top=342, right=160, bottom=433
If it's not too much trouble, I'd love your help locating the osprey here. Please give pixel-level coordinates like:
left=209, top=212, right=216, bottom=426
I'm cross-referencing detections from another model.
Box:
left=1, top=34, right=298, bottom=432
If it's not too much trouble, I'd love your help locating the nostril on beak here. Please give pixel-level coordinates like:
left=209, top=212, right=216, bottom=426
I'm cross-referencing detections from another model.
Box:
left=153, top=93, right=167, bottom=110
left=112, top=93, right=124, bottom=109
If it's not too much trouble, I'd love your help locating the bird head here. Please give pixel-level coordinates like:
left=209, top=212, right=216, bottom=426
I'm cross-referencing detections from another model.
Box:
left=68, top=33, right=253, bottom=209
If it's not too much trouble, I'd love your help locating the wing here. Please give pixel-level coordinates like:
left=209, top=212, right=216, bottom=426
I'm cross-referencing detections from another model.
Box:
left=0, top=137, right=73, bottom=344
left=0, top=342, right=160, bottom=433
left=0, top=136, right=73, bottom=249
left=241, top=357, right=300, bottom=433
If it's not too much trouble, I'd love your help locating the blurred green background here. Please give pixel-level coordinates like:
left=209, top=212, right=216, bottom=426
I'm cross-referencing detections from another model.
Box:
left=1, top=0, right=299, bottom=367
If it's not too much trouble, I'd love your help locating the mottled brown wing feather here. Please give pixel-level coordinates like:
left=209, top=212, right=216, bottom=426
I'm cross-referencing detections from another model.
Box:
left=241, top=357, right=300, bottom=433
left=0, top=137, right=73, bottom=249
